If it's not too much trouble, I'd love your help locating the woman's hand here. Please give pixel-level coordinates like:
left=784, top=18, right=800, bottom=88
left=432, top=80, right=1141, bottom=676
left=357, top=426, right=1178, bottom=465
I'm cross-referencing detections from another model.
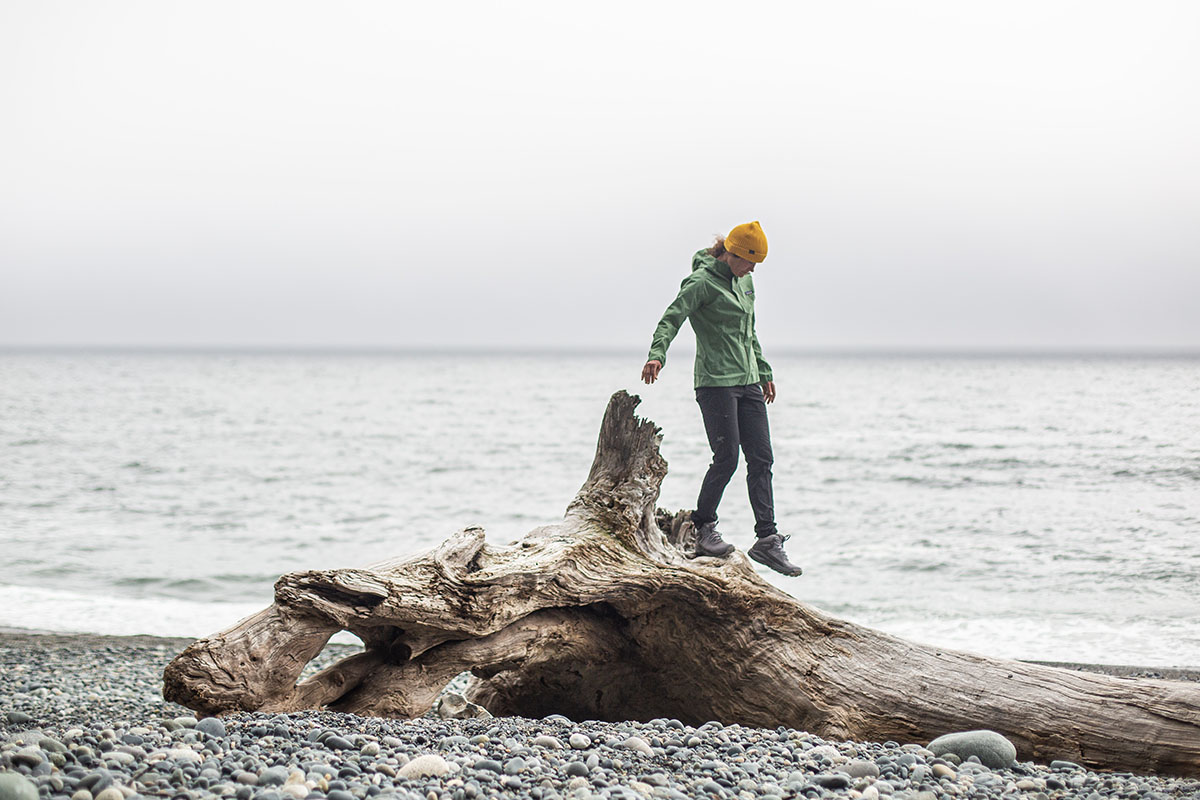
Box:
left=642, top=360, right=662, bottom=384
left=762, top=380, right=776, bottom=403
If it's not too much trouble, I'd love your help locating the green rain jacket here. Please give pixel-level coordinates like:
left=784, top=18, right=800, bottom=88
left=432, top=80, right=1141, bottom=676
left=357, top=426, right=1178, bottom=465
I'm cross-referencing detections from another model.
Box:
left=647, top=249, right=773, bottom=388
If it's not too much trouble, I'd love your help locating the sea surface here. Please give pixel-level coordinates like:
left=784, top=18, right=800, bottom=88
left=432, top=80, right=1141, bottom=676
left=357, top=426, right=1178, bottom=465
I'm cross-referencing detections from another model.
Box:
left=1, top=351, right=1197, bottom=666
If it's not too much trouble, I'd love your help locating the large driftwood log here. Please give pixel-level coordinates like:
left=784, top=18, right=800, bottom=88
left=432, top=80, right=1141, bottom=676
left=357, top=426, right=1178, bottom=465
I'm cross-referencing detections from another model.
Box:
left=164, top=391, right=1200, bottom=777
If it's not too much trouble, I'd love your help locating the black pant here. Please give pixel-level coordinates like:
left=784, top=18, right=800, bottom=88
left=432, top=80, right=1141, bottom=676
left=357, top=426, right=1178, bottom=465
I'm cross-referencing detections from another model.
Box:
left=692, top=384, right=777, bottom=538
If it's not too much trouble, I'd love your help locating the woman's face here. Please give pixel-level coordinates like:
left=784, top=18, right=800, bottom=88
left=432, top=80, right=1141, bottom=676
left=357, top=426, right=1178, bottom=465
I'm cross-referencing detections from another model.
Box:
left=726, top=253, right=757, bottom=278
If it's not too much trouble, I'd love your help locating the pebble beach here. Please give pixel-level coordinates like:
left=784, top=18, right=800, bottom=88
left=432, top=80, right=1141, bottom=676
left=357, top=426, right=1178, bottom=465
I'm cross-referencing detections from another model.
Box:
left=2, top=633, right=1198, bottom=800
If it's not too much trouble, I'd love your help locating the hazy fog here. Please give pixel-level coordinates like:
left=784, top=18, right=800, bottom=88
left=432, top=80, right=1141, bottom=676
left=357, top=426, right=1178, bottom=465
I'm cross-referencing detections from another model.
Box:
left=2, top=2, right=1197, bottom=352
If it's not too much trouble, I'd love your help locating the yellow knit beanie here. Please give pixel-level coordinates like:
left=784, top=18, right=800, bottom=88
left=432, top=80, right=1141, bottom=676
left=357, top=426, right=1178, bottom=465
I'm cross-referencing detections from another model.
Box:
left=724, top=221, right=768, bottom=263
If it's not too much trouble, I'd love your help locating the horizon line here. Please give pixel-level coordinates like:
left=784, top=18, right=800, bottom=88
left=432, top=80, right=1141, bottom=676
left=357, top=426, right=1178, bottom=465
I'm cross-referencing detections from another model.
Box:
left=2, top=344, right=1199, bottom=359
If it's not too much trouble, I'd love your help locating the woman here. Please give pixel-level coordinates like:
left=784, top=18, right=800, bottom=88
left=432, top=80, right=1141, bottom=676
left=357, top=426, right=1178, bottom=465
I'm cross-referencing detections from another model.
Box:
left=641, top=221, right=802, bottom=576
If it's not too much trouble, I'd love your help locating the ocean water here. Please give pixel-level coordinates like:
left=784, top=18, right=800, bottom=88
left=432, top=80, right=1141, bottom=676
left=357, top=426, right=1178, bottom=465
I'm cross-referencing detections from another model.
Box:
left=1, top=351, right=1197, bottom=666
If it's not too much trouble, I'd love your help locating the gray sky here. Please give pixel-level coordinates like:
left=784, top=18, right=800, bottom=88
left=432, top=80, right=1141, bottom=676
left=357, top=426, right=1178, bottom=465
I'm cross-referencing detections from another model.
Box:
left=2, top=1, right=1197, bottom=352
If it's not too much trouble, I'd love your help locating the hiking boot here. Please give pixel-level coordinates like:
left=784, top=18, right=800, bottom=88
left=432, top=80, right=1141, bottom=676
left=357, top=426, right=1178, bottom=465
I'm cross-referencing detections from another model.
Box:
left=748, top=534, right=803, bottom=576
left=694, top=521, right=735, bottom=557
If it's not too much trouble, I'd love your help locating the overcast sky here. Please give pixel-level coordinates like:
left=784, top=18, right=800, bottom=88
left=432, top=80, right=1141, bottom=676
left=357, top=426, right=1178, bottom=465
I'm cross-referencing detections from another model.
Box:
left=2, top=2, right=1197, bottom=352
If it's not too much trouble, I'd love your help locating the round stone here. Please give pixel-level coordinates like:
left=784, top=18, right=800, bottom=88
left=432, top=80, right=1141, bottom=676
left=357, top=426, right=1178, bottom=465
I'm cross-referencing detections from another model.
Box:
left=258, top=767, right=289, bottom=787
left=196, top=718, right=227, bottom=738
left=569, top=733, right=591, bottom=749
left=565, top=762, right=589, bottom=777
left=927, top=730, right=1018, bottom=770
left=167, top=748, right=203, bottom=764
left=397, top=755, right=450, bottom=779
left=38, top=739, right=68, bottom=755
left=93, top=789, right=124, bottom=800
left=845, top=760, right=880, bottom=778
left=0, top=774, right=38, bottom=800
left=621, top=736, right=653, bottom=756
left=813, top=775, right=851, bottom=790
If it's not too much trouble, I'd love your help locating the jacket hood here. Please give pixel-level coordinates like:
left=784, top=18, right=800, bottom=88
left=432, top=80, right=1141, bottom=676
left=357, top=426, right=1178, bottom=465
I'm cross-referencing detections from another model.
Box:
left=692, top=249, right=734, bottom=279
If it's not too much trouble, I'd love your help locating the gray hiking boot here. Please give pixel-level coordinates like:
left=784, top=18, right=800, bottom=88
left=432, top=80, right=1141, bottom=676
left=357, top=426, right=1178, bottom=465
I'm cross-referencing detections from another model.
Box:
left=748, top=534, right=803, bottom=576
left=694, top=521, right=735, bottom=557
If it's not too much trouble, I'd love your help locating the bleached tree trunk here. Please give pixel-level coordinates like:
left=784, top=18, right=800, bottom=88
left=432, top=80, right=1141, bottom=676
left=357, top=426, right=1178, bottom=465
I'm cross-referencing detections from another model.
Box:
left=163, top=391, right=1200, bottom=778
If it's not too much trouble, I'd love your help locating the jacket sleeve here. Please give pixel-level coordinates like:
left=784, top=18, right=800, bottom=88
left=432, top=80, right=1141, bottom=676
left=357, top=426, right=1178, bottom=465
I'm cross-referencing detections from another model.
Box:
left=647, top=274, right=708, bottom=366
left=752, top=328, right=773, bottom=382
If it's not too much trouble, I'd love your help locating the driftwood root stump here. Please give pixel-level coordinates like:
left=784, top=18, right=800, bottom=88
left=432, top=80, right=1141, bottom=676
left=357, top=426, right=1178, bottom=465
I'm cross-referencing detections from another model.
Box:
left=164, top=391, right=1200, bottom=777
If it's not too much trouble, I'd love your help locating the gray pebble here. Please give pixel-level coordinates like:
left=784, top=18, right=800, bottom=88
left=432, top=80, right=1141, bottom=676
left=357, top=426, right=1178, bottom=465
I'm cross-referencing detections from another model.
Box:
left=812, top=774, right=851, bottom=789
left=196, top=717, right=226, bottom=737
left=0, top=774, right=38, bottom=800
left=845, top=760, right=880, bottom=778
left=38, top=738, right=67, bottom=755
left=11, top=748, right=44, bottom=768
left=569, top=733, right=591, bottom=749
left=258, top=767, right=289, bottom=786
left=927, top=730, right=1017, bottom=770
left=620, top=736, right=653, bottom=756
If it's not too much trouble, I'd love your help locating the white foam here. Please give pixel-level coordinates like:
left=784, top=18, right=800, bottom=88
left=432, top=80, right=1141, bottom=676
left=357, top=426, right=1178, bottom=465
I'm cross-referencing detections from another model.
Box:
left=0, top=583, right=359, bottom=645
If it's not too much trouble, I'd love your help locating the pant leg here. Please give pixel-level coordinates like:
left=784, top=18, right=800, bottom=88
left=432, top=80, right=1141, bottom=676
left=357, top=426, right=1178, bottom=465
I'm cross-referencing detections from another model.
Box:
left=692, top=386, right=740, bottom=526
left=737, top=384, right=777, bottom=537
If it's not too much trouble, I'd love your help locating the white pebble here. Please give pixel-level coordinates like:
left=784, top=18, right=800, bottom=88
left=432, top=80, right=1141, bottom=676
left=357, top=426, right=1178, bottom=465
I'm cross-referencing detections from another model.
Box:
left=398, top=754, right=450, bottom=779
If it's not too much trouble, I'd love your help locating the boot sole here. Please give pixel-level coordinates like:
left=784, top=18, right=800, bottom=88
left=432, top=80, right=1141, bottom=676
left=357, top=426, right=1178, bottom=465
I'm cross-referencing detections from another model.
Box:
left=748, top=550, right=803, bottom=576
left=693, top=544, right=735, bottom=558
